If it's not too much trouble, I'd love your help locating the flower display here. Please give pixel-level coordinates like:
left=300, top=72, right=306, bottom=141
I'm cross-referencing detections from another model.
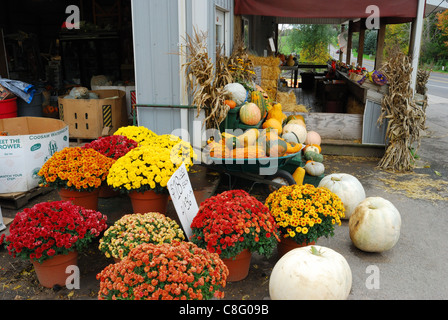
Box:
left=190, top=190, right=280, bottom=259
left=96, top=241, right=228, bottom=300
left=82, top=135, right=138, bottom=160
left=0, top=201, right=108, bottom=263
left=38, top=147, right=115, bottom=192
left=113, top=126, right=157, bottom=146
left=98, top=212, right=186, bottom=261
left=265, top=184, right=345, bottom=245
left=106, top=135, right=196, bottom=194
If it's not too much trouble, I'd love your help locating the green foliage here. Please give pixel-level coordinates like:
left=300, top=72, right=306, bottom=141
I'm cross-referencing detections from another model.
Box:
left=421, top=12, right=448, bottom=69
left=363, top=30, right=378, bottom=56
left=278, top=24, right=336, bottom=63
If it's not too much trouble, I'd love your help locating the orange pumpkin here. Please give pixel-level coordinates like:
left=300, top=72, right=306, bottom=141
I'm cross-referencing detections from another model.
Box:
left=224, top=100, right=237, bottom=109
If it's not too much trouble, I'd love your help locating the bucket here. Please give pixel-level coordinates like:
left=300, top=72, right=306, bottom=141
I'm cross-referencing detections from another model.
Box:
left=17, top=89, right=43, bottom=117
left=0, top=97, right=18, bottom=119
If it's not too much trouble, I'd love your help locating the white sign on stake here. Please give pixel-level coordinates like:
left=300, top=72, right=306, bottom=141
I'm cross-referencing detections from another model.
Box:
left=167, top=163, right=199, bottom=240
left=0, top=206, right=6, bottom=232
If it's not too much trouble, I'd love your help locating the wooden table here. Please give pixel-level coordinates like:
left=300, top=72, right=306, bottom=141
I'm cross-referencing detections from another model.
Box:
left=281, top=64, right=329, bottom=88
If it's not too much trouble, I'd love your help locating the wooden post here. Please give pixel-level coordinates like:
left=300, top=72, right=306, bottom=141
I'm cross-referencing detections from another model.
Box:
left=357, top=20, right=366, bottom=67
left=409, top=0, right=426, bottom=94
left=346, top=21, right=353, bottom=66
left=0, top=29, right=8, bottom=78
left=375, top=21, right=386, bottom=70
left=339, top=24, right=345, bottom=62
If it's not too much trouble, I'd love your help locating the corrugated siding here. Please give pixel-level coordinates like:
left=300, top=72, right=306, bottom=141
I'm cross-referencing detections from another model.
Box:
left=132, top=0, right=180, bottom=105
left=132, top=0, right=234, bottom=123
left=362, top=99, right=388, bottom=145
left=215, top=0, right=233, bottom=10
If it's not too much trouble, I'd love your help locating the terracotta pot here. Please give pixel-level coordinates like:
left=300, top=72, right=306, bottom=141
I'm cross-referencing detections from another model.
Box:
left=128, top=190, right=169, bottom=214
left=32, top=251, right=78, bottom=288
left=277, top=237, right=315, bottom=258
left=221, top=249, right=252, bottom=282
left=58, top=188, right=100, bottom=210
left=98, top=184, right=120, bottom=198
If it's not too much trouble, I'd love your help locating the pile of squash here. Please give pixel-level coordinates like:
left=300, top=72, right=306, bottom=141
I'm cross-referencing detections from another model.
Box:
left=208, top=128, right=302, bottom=159
left=218, top=82, right=325, bottom=180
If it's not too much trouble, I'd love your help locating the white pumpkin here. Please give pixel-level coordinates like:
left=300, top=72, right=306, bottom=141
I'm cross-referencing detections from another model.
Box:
left=224, top=82, right=247, bottom=105
left=304, top=144, right=320, bottom=154
left=304, top=161, right=324, bottom=176
left=318, top=173, right=366, bottom=219
left=282, top=132, right=300, bottom=144
left=269, top=245, right=352, bottom=300
left=282, top=123, right=307, bottom=143
left=349, top=197, right=401, bottom=253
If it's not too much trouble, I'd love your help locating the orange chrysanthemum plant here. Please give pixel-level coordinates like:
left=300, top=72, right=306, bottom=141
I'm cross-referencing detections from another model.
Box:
left=96, top=241, right=228, bottom=300
left=38, top=147, right=115, bottom=192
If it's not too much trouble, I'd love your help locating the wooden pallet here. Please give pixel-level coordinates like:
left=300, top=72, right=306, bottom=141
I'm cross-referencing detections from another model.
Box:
left=0, top=187, right=53, bottom=210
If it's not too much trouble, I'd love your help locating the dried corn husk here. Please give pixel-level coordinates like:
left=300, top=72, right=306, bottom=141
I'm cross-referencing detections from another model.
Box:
left=377, top=47, right=427, bottom=172
left=182, top=30, right=232, bottom=129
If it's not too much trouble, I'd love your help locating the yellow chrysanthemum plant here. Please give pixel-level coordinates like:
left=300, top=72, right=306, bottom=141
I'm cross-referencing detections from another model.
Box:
left=265, top=184, right=345, bottom=245
left=107, top=126, right=197, bottom=194
left=98, top=212, right=186, bottom=261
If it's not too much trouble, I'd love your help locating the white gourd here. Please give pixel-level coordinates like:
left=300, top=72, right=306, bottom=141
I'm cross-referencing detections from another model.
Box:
left=269, top=245, right=352, bottom=300
left=282, top=123, right=307, bottom=143
left=304, top=161, right=325, bottom=176
left=318, top=173, right=366, bottom=219
left=224, top=83, right=247, bottom=106
left=349, top=197, right=401, bottom=252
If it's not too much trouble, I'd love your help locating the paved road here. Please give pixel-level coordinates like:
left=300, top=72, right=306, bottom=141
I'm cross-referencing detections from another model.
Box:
left=427, top=71, right=448, bottom=99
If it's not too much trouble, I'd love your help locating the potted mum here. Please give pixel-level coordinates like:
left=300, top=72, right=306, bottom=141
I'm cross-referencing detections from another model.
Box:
left=265, top=184, right=345, bottom=257
left=38, top=147, right=115, bottom=210
left=0, top=200, right=108, bottom=288
left=97, top=241, right=228, bottom=300
left=113, top=125, right=157, bottom=146
left=107, top=132, right=196, bottom=214
left=82, top=135, right=138, bottom=160
left=98, top=212, right=186, bottom=261
left=190, top=189, right=280, bottom=281
left=82, top=135, right=138, bottom=197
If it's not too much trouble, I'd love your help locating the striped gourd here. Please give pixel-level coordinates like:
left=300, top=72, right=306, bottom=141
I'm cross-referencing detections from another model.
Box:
left=251, top=91, right=268, bottom=118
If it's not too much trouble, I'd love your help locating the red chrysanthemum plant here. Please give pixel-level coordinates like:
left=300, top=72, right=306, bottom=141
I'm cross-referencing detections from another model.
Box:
left=82, top=135, right=138, bottom=160
left=0, top=201, right=108, bottom=263
left=190, top=190, right=280, bottom=259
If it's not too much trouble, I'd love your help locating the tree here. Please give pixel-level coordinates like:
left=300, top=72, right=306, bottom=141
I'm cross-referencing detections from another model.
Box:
left=278, top=24, right=336, bottom=63
left=436, top=9, right=448, bottom=47
left=363, top=29, right=377, bottom=56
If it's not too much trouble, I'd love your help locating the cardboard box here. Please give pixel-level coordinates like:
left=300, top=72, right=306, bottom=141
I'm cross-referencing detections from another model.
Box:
left=58, top=89, right=128, bottom=139
left=0, top=117, right=69, bottom=193
left=91, top=85, right=135, bottom=119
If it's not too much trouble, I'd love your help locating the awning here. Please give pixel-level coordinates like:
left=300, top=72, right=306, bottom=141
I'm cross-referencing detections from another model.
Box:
left=234, top=0, right=420, bottom=24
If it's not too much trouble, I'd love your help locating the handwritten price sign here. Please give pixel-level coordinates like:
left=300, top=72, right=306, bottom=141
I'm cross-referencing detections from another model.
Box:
left=167, top=163, right=198, bottom=239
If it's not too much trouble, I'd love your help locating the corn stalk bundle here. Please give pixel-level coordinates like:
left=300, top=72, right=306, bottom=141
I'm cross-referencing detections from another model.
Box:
left=182, top=30, right=232, bottom=129
left=377, top=47, right=426, bottom=172
left=416, top=68, right=430, bottom=96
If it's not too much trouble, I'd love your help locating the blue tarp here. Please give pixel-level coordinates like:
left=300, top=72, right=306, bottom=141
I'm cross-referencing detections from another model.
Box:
left=0, top=78, right=36, bottom=104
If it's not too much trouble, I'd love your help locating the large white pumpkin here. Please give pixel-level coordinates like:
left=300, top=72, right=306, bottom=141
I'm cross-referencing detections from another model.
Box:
left=318, top=173, right=366, bottom=219
left=269, top=245, right=352, bottom=300
left=282, top=123, right=307, bottom=143
left=349, top=197, right=401, bottom=253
